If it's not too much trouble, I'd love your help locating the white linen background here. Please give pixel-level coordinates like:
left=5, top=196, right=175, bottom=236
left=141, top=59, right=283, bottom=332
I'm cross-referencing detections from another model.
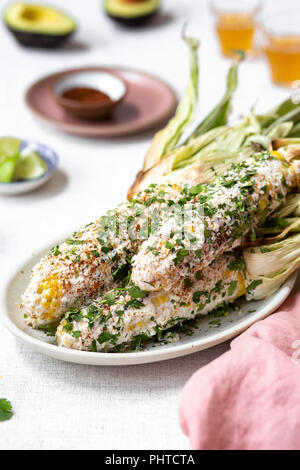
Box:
left=0, top=0, right=297, bottom=450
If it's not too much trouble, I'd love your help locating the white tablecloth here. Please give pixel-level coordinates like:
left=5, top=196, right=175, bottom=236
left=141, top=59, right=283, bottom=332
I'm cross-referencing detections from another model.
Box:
left=0, top=0, right=296, bottom=450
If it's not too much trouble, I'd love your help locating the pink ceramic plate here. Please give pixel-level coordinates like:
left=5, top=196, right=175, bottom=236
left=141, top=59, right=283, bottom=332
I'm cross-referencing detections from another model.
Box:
left=25, top=67, right=177, bottom=137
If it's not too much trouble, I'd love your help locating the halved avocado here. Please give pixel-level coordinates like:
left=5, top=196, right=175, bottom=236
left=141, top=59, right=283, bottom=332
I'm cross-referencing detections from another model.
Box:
left=4, top=3, right=77, bottom=48
left=105, top=0, right=161, bottom=27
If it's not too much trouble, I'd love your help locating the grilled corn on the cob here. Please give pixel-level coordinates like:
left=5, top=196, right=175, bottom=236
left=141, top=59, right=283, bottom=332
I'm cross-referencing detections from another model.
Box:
left=56, top=221, right=300, bottom=353
left=56, top=253, right=247, bottom=352
left=131, top=152, right=297, bottom=292
left=22, top=184, right=185, bottom=327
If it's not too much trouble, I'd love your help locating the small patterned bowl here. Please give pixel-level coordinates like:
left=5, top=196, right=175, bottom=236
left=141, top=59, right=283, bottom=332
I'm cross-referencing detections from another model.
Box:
left=0, top=139, right=58, bottom=196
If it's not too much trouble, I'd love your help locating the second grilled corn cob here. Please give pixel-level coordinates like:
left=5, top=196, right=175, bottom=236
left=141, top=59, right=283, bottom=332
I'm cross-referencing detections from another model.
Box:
left=22, top=184, right=185, bottom=327
left=131, top=151, right=297, bottom=292
left=56, top=253, right=246, bottom=352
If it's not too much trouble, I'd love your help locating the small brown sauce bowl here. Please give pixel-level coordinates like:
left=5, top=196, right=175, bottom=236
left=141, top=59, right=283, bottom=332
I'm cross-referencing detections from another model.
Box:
left=52, top=70, right=127, bottom=120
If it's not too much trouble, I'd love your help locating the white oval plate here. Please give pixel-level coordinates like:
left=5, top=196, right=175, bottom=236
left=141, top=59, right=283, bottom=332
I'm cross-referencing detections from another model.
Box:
left=1, top=241, right=297, bottom=366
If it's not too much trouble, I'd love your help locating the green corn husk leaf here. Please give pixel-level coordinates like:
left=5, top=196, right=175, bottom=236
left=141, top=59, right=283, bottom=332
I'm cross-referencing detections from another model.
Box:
left=246, top=134, right=270, bottom=150
left=179, top=117, right=259, bottom=168
left=273, top=194, right=300, bottom=218
left=263, top=103, right=300, bottom=136
left=142, top=30, right=199, bottom=172
left=257, top=98, right=300, bottom=131
left=256, top=195, right=300, bottom=238
left=129, top=67, right=300, bottom=199
left=163, top=154, right=241, bottom=187
left=185, top=61, right=239, bottom=143
left=244, top=233, right=300, bottom=300
left=169, top=107, right=300, bottom=183
left=257, top=218, right=300, bottom=236
left=132, top=115, right=267, bottom=195
left=288, top=122, right=300, bottom=137
left=128, top=126, right=228, bottom=198
left=266, top=122, right=294, bottom=139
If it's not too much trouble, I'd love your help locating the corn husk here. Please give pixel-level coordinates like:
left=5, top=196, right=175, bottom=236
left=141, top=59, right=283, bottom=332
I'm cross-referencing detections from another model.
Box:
left=142, top=31, right=199, bottom=173
left=129, top=58, right=240, bottom=198
left=244, top=233, right=300, bottom=300
left=129, top=43, right=300, bottom=198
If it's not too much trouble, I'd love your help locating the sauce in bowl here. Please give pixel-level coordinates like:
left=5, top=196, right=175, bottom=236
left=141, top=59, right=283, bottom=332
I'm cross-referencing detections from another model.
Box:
left=62, top=87, right=113, bottom=104
left=53, top=70, right=127, bottom=120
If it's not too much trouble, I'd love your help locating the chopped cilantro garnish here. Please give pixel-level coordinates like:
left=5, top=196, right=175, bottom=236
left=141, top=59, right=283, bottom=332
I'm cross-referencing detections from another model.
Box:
left=189, top=184, right=203, bottom=196
left=72, top=331, right=81, bottom=339
left=97, top=332, right=117, bottom=345
left=174, top=248, right=189, bottom=266
left=184, top=278, right=193, bottom=288
left=260, top=247, right=271, bottom=253
left=102, top=246, right=112, bottom=254
left=50, top=245, right=61, bottom=256
left=193, top=291, right=204, bottom=303
left=133, top=333, right=151, bottom=350
left=65, top=307, right=83, bottom=323
left=247, top=279, right=263, bottom=294
left=66, top=239, right=85, bottom=245
left=112, top=263, right=131, bottom=282
left=0, top=399, right=13, bottom=422
left=38, top=323, right=57, bottom=337
left=87, top=304, right=98, bottom=314
left=228, top=281, right=238, bottom=296
left=165, top=241, right=174, bottom=251
left=212, top=303, right=229, bottom=318
left=228, top=259, right=246, bottom=271
left=128, top=286, right=147, bottom=299
left=204, top=205, right=217, bottom=217
left=105, top=292, right=117, bottom=306
left=125, top=299, right=145, bottom=309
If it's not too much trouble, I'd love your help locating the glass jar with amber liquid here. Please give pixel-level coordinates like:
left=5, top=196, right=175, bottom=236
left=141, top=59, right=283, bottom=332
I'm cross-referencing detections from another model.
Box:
left=262, top=14, right=300, bottom=86
left=211, top=0, right=262, bottom=58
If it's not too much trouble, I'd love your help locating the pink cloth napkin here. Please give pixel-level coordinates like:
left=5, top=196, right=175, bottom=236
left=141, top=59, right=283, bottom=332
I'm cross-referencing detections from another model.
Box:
left=179, top=293, right=300, bottom=450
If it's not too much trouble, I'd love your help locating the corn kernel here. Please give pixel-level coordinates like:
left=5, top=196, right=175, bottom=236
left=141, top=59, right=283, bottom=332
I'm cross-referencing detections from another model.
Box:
left=270, top=150, right=283, bottom=160
left=152, top=294, right=170, bottom=307
left=259, top=199, right=267, bottom=212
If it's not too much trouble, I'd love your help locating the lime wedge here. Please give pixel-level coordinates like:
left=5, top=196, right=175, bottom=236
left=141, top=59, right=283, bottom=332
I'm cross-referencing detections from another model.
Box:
left=0, top=137, right=21, bottom=157
left=0, top=154, right=20, bottom=182
left=13, top=151, right=48, bottom=181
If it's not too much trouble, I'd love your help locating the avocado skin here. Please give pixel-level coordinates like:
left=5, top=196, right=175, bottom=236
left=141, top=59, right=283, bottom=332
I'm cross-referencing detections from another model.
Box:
left=106, top=9, right=159, bottom=27
left=6, top=26, right=74, bottom=48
